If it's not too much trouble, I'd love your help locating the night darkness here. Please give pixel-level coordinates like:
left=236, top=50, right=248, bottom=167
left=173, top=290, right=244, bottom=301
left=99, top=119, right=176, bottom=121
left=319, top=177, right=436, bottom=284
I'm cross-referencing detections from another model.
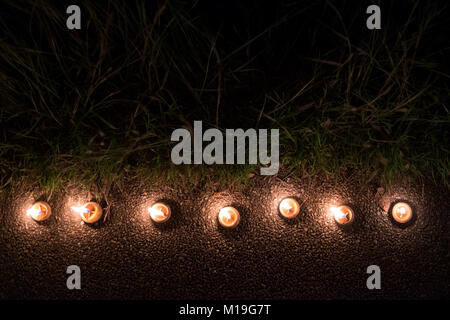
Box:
left=0, top=0, right=449, bottom=315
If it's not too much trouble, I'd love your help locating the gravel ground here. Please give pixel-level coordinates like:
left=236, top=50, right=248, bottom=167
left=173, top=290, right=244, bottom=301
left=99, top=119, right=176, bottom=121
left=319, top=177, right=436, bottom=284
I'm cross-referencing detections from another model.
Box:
left=0, top=174, right=448, bottom=299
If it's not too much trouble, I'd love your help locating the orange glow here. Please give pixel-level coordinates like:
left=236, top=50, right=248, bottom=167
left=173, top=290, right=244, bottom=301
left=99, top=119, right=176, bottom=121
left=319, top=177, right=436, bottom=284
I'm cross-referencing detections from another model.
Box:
left=27, top=201, right=51, bottom=221
left=71, top=202, right=103, bottom=223
left=148, top=202, right=171, bottom=223
left=279, top=198, right=300, bottom=219
left=331, top=205, right=354, bottom=225
left=218, top=206, right=240, bottom=228
left=391, top=202, right=413, bottom=223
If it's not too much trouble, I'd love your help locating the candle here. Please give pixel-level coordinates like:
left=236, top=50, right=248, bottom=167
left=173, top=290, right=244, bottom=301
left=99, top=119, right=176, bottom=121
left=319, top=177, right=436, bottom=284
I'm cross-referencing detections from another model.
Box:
left=27, top=201, right=51, bottom=221
left=391, top=202, right=413, bottom=224
left=279, top=198, right=300, bottom=219
left=331, top=205, right=354, bottom=225
left=148, top=202, right=171, bottom=223
left=218, top=206, right=240, bottom=228
left=71, top=202, right=103, bottom=223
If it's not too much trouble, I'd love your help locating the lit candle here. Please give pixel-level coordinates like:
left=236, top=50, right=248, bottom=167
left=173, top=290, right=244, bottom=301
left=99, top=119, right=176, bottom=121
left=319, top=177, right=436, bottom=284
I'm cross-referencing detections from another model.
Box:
left=218, top=206, right=240, bottom=229
left=279, top=198, right=300, bottom=219
left=391, top=202, right=413, bottom=224
left=27, top=201, right=51, bottom=221
left=148, top=202, right=171, bottom=223
left=331, top=205, right=354, bottom=225
left=71, top=202, right=103, bottom=223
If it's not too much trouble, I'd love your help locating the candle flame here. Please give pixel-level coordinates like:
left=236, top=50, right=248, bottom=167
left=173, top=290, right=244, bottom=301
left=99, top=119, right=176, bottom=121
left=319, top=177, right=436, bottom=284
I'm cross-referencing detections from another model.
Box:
left=219, top=207, right=238, bottom=227
left=217, top=206, right=240, bottom=228
left=392, top=202, right=412, bottom=223
left=148, top=203, right=171, bottom=223
left=27, top=207, right=42, bottom=217
left=279, top=198, right=300, bottom=219
left=331, top=206, right=346, bottom=219
left=149, top=207, right=166, bottom=218
left=222, top=211, right=232, bottom=222
left=71, top=206, right=90, bottom=215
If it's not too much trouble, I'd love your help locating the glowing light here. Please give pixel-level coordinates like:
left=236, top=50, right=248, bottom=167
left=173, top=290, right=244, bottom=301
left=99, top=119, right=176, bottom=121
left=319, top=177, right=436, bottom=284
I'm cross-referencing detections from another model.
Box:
left=331, top=205, right=354, bottom=225
left=391, top=202, right=413, bottom=224
left=71, top=202, right=103, bottom=223
left=279, top=198, right=300, bottom=219
left=218, top=206, right=240, bottom=229
left=70, top=206, right=90, bottom=214
left=148, top=202, right=171, bottom=223
left=27, top=201, right=51, bottom=221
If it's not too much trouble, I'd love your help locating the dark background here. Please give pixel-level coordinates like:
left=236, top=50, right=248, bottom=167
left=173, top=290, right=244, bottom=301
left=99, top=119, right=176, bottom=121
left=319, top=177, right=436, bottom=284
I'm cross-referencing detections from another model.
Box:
left=0, top=0, right=449, bottom=300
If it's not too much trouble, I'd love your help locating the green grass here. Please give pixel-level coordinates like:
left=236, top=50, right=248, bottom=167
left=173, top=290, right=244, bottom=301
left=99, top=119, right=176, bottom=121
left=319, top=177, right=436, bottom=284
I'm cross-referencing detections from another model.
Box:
left=0, top=0, right=449, bottom=193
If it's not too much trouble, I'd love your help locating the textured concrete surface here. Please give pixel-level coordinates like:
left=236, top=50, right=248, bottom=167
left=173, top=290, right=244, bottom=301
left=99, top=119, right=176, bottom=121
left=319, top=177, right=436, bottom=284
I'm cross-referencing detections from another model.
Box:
left=0, top=175, right=448, bottom=299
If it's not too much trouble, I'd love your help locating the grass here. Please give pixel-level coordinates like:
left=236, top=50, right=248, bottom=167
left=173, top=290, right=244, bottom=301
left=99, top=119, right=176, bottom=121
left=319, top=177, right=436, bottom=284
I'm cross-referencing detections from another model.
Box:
left=0, top=0, right=449, bottom=194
